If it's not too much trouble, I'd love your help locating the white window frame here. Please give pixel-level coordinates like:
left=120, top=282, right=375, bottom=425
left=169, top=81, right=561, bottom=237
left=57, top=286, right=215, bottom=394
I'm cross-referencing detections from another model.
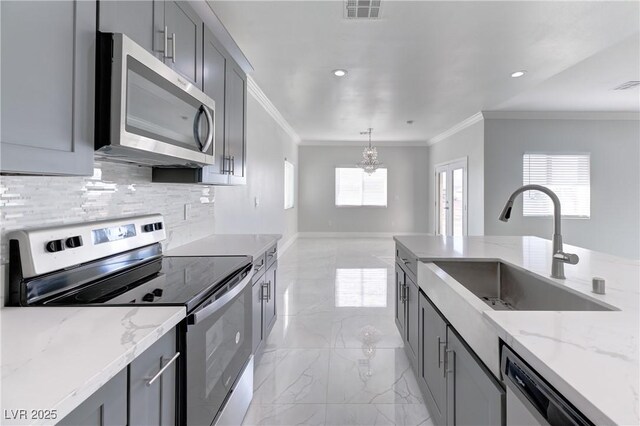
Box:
left=284, top=160, right=295, bottom=210
left=335, top=167, right=388, bottom=207
left=522, top=152, right=591, bottom=219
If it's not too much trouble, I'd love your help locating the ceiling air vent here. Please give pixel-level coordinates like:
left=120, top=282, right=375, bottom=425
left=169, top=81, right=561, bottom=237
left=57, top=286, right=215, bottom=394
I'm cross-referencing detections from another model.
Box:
left=345, top=0, right=381, bottom=19
left=613, top=81, right=640, bottom=90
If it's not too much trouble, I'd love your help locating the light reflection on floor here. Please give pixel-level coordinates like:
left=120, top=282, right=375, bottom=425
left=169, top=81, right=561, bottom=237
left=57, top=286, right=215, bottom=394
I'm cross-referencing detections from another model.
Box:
left=335, top=268, right=388, bottom=308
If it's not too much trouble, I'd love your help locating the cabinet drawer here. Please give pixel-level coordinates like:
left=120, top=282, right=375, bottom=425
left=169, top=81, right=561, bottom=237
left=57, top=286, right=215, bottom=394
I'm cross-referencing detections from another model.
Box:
left=396, top=245, right=417, bottom=280
left=265, top=244, right=278, bottom=268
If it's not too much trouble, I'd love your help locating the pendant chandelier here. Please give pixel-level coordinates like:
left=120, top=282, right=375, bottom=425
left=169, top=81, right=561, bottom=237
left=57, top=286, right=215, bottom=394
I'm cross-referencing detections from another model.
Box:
left=358, top=128, right=382, bottom=174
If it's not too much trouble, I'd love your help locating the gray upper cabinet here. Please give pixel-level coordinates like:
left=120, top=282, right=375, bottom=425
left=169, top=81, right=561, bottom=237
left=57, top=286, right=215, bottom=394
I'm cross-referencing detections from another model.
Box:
left=419, top=291, right=448, bottom=426
left=225, top=64, right=247, bottom=185
left=446, top=329, right=505, bottom=426
left=129, top=328, right=178, bottom=426
left=98, top=1, right=162, bottom=57
left=200, top=26, right=229, bottom=184
left=0, top=0, right=95, bottom=176
left=57, top=368, right=127, bottom=426
left=163, top=1, right=202, bottom=87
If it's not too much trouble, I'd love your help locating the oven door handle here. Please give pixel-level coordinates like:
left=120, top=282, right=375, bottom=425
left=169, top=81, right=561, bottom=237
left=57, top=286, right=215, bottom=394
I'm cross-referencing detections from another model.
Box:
left=189, top=271, right=252, bottom=326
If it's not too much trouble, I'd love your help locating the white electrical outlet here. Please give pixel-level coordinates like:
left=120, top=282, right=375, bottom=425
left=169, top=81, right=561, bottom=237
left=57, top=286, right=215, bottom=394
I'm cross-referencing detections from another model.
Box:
left=184, top=203, right=191, bottom=220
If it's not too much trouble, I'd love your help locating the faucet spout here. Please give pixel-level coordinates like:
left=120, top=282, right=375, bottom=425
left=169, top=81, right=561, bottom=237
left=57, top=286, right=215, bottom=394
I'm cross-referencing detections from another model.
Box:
left=498, top=184, right=578, bottom=279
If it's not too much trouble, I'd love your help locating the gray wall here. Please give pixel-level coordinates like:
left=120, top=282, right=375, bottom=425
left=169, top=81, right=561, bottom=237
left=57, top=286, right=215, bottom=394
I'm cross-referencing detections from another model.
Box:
left=213, top=95, right=299, bottom=244
left=484, top=118, right=640, bottom=259
left=427, top=120, right=485, bottom=235
left=298, top=145, right=429, bottom=233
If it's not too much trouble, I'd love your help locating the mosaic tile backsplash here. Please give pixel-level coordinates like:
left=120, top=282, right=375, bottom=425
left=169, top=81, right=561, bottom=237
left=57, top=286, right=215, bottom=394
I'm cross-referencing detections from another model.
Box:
left=0, top=161, right=216, bottom=266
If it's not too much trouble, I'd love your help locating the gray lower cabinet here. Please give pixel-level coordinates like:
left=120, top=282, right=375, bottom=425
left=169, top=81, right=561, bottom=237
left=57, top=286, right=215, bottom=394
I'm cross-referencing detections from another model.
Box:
left=405, top=274, right=419, bottom=367
left=417, top=290, right=505, bottom=426
left=59, top=328, right=178, bottom=426
left=129, top=328, right=178, bottom=425
left=0, top=0, right=95, bottom=176
left=263, top=261, right=277, bottom=334
left=251, top=245, right=278, bottom=359
left=418, top=291, right=448, bottom=426
left=395, top=264, right=405, bottom=335
left=57, top=368, right=127, bottom=426
left=445, top=328, right=505, bottom=426
left=395, top=262, right=418, bottom=368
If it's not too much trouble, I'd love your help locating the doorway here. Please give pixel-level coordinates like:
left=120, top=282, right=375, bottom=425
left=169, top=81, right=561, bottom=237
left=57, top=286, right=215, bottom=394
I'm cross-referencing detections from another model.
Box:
left=435, top=158, right=468, bottom=236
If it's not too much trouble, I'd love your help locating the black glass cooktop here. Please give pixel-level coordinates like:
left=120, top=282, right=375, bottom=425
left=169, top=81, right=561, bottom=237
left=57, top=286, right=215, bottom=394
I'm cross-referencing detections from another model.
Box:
left=42, top=255, right=251, bottom=312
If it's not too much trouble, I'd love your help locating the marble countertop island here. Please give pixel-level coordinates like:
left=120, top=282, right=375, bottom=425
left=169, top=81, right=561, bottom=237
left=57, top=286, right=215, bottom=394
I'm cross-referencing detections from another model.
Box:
left=166, top=234, right=281, bottom=259
left=393, top=235, right=639, bottom=426
left=1, top=306, right=185, bottom=425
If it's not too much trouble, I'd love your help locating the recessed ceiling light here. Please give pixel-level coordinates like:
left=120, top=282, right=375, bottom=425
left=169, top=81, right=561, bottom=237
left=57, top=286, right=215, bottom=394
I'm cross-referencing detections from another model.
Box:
left=333, top=69, right=347, bottom=77
left=511, top=70, right=526, bottom=78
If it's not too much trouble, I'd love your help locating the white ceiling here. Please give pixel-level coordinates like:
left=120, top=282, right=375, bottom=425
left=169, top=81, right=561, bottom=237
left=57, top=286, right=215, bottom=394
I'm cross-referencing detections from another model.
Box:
left=209, top=1, right=640, bottom=143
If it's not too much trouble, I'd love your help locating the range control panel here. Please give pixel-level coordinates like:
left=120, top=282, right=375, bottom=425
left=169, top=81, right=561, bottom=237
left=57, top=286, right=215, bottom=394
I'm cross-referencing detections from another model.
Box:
left=9, top=214, right=167, bottom=278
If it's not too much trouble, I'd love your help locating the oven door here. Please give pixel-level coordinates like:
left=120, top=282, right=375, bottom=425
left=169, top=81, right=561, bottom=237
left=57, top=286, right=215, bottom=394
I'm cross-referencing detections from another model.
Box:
left=96, top=32, right=215, bottom=167
left=186, top=268, right=253, bottom=426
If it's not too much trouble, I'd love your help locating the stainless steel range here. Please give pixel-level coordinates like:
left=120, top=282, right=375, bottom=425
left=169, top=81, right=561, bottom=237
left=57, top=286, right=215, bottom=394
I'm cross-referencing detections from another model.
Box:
left=8, top=214, right=254, bottom=426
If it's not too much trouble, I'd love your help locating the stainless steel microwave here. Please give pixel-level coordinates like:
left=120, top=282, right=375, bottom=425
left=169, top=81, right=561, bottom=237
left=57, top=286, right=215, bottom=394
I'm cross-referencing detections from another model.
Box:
left=95, top=33, right=215, bottom=167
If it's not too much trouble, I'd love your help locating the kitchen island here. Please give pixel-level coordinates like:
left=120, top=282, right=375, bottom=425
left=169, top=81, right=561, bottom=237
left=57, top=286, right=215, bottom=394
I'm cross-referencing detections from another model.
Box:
left=393, top=235, right=639, bottom=426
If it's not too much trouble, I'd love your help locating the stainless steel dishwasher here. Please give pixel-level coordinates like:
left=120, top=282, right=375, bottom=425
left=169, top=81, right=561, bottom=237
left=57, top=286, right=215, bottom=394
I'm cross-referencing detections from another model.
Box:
left=501, top=345, right=594, bottom=426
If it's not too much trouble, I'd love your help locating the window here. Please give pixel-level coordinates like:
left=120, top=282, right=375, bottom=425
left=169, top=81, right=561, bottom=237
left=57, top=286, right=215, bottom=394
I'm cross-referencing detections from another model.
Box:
left=335, top=167, right=387, bottom=206
left=284, top=160, right=294, bottom=209
left=522, top=153, right=590, bottom=217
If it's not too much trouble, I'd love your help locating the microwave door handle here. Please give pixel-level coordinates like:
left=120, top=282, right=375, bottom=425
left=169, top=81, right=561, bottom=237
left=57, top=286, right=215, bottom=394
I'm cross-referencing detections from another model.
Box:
left=189, top=272, right=252, bottom=326
left=193, top=105, right=214, bottom=154
left=201, top=105, right=214, bottom=153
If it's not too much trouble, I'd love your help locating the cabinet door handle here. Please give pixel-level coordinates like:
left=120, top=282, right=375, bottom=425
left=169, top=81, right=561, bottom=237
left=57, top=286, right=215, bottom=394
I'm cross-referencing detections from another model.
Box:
left=254, top=262, right=264, bottom=274
left=267, top=249, right=277, bottom=258
left=163, top=27, right=176, bottom=63
left=231, top=156, right=235, bottom=174
left=267, top=281, right=272, bottom=301
left=261, top=282, right=269, bottom=301
left=146, top=351, right=180, bottom=387
left=401, top=284, right=408, bottom=302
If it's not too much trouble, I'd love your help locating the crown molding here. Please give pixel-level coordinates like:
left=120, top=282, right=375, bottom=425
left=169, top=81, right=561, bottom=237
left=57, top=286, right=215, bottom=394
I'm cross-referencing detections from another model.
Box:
left=299, top=140, right=428, bottom=147
left=246, top=75, right=301, bottom=144
left=482, top=111, right=640, bottom=120
left=428, top=112, right=484, bottom=146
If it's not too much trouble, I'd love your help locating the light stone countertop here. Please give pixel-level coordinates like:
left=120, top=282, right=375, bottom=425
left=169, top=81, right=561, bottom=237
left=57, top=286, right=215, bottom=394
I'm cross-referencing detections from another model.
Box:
left=0, top=306, right=185, bottom=425
left=166, top=234, right=282, bottom=259
left=393, top=235, right=639, bottom=426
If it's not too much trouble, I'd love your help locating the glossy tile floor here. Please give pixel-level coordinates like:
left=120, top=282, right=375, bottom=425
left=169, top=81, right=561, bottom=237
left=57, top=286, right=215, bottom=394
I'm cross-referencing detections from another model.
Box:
left=242, top=238, right=433, bottom=426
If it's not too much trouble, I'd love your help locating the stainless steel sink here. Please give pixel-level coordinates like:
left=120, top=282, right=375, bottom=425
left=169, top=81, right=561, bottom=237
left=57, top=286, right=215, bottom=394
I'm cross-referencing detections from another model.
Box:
left=433, top=261, right=615, bottom=311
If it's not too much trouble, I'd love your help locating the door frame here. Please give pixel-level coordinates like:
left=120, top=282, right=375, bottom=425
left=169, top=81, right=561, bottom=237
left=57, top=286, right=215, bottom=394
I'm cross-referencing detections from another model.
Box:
left=434, top=157, right=468, bottom=236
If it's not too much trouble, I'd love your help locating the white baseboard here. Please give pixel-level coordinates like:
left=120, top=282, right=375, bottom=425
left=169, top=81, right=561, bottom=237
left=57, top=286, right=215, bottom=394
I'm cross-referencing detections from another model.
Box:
left=277, top=232, right=299, bottom=258
left=298, top=232, right=433, bottom=239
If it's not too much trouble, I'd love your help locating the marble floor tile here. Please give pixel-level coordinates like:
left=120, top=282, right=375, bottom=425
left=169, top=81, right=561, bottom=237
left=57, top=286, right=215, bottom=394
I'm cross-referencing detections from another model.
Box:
left=325, top=404, right=433, bottom=426
left=330, top=314, right=404, bottom=349
left=252, top=348, right=330, bottom=404
left=247, top=237, right=433, bottom=425
left=264, top=314, right=334, bottom=349
left=326, top=348, right=424, bottom=404
left=242, top=404, right=326, bottom=426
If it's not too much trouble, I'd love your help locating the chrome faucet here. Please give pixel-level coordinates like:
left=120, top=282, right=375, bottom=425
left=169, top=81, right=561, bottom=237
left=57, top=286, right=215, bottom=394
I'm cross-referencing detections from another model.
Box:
left=498, top=184, right=579, bottom=279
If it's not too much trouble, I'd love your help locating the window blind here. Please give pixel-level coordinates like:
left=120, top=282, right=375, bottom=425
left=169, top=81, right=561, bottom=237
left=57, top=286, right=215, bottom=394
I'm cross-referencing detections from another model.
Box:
left=522, top=153, right=590, bottom=217
left=284, top=160, right=294, bottom=209
left=335, top=167, right=387, bottom=206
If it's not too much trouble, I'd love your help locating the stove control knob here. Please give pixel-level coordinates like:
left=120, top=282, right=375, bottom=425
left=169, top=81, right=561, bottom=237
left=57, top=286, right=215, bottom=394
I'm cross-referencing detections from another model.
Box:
left=46, top=239, right=65, bottom=253
left=152, top=288, right=163, bottom=297
left=142, top=293, right=155, bottom=302
left=142, top=223, right=155, bottom=233
left=65, top=235, right=83, bottom=249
